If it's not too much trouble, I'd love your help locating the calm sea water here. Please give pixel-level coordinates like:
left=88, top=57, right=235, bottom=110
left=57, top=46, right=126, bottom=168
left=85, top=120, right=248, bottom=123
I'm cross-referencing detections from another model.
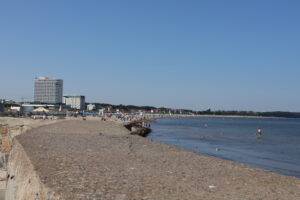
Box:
left=148, top=117, right=300, bottom=177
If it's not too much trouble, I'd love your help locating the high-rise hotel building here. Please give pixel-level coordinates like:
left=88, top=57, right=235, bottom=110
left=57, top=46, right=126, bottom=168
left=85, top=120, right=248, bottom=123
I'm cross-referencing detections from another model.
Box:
left=34, top=77, right=63, bottom=104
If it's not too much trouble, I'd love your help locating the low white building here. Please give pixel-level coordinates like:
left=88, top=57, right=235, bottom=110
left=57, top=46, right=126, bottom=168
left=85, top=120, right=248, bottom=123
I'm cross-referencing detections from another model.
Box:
left=87, top=104, right=96, bottom=111
left=10, top=106, right=21, bottom=112
left=98, top=108, right=105, bottom=116
left=63, top=95, right=85, bottom=110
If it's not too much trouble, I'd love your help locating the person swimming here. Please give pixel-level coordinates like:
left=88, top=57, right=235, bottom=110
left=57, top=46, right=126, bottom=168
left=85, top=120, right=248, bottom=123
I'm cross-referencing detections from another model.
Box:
left=257, top=128, right=262, bottom=138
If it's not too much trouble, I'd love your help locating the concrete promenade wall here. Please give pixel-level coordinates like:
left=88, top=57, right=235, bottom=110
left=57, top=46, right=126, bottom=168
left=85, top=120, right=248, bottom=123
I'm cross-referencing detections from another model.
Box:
left=5, top=140, right=57, bottom=200
left=0, top=118, right=63, bottom=200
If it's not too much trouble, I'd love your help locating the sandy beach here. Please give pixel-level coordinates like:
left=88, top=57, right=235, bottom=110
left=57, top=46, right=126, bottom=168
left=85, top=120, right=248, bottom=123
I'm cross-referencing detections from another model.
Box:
left=4, top=119, right=300, bottom=200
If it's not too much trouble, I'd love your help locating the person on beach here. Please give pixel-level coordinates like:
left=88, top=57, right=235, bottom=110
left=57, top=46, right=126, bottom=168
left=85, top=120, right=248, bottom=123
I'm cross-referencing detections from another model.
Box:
left=257, top=128, right=262, bottom=138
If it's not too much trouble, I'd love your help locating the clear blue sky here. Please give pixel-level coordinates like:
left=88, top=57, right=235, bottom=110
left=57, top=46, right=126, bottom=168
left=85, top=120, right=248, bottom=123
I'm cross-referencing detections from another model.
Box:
left=1, top=0, right=300, bottom=111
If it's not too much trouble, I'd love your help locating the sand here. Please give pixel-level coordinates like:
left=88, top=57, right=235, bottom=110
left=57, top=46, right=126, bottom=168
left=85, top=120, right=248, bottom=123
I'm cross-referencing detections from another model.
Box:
left=6, top=119, right=300, bottom=200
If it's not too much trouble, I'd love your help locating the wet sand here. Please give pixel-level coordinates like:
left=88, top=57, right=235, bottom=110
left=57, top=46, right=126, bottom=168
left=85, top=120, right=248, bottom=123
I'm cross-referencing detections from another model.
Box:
left=8, top=120, right=300, bottom=199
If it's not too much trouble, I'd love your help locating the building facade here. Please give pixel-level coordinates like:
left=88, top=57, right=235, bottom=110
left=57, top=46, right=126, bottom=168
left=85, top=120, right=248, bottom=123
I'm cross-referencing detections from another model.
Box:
left=63, top=95, right=85, bottom=110
left=87, top=104, right=96, bottom=111
left=34, top=77, right=63, bottom=104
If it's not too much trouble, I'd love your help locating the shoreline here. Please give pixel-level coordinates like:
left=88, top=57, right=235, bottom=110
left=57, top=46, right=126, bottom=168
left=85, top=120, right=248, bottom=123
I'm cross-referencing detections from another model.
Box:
left=3, top=118, right=300, bottom=199
left=167, top=114, right=288, bottom=119
left=148, top=116, right=300, bottom=178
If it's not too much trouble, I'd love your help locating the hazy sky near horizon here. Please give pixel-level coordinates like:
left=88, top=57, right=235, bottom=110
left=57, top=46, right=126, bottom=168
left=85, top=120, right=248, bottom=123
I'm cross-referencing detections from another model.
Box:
left=1, top=0, right=300, bottom=111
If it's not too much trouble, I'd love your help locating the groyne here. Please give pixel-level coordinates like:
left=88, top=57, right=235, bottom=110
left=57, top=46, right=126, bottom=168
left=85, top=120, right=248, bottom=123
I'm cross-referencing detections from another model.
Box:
left=124, top=121, right=151, bottom=137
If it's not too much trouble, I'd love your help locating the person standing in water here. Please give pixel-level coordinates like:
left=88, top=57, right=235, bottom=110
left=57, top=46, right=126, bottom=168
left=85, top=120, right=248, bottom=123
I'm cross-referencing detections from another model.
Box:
left=257, top=128, right=262, bottom=138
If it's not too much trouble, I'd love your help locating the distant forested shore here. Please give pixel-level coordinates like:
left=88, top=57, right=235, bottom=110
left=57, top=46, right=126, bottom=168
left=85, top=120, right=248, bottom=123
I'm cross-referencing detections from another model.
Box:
left=96, top=104, right=300, bottom=118
left=195, top=110, right=300, bottom=118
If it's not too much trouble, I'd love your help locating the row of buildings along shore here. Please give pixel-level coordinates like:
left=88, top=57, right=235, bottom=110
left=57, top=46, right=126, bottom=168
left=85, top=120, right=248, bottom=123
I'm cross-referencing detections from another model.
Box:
left=0, top=77, right=193, bottom=116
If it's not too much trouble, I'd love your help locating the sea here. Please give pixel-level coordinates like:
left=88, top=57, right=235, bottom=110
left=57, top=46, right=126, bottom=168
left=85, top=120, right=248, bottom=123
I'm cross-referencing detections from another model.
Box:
left=147, top=116, right=300, bottom=178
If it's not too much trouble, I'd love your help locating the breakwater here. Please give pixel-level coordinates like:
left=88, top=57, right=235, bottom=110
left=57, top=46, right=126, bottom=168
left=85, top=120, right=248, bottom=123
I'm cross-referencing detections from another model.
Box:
left=124, top=121, right=151, bottom=137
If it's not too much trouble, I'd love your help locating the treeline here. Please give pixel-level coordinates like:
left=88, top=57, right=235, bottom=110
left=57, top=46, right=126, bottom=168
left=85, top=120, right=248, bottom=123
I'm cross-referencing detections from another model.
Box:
left=87, top=103, right=194, bottom=114
left=196, top=109, right=300, bottom=118
left=88, top=103, right=300, bottom=118
left=104, top=104, right=156, bottom=112
left=89, top=103, right=157, bottom=112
